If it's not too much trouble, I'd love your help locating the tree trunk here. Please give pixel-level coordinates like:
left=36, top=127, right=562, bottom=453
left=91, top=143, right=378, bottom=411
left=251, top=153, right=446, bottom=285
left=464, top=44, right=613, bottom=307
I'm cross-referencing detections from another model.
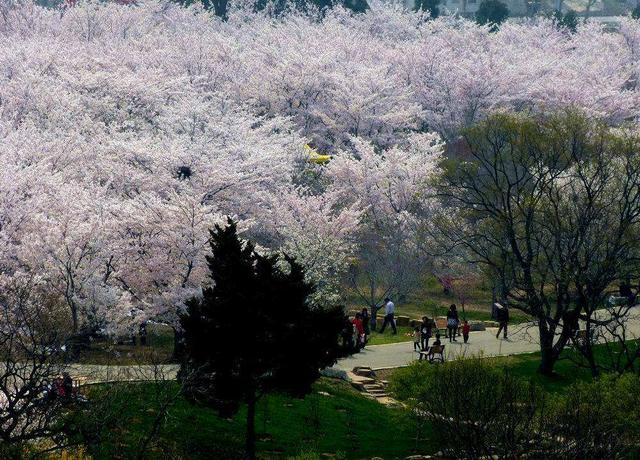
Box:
left=584, top=341, right=599, bottom=377
left=172, top=326, right=184, bottom=361
left=245, top=392, right=257, bottom=460
left=582, top=322, right=599, bottom=377
left=70, top=303, right=78, bottom=334
left=538, top=323, right=556, bottom=376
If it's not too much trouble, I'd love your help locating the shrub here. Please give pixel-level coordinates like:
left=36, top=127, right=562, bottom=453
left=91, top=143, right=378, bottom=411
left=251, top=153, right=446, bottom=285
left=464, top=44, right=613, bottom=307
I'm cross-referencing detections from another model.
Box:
left=391, top=358, right=545, bottom=458
left=544, top=374, right=640, bottom=458
left=391, top=359, right=640, bottom=458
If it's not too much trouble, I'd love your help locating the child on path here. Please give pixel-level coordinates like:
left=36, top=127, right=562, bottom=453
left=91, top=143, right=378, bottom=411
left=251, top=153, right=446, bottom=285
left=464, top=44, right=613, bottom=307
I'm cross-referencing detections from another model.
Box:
left=413, top=326, right=421, bottom=351
left=420, top=316, right=432, bottom=351
left=462, top=320, right=470, bottom=343
left=428, top=334, right=442, bottom=361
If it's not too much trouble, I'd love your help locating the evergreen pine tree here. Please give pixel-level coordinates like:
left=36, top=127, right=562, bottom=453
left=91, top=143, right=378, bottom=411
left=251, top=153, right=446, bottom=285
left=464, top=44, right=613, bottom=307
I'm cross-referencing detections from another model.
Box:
left=178, top=219, right=344, bottom=460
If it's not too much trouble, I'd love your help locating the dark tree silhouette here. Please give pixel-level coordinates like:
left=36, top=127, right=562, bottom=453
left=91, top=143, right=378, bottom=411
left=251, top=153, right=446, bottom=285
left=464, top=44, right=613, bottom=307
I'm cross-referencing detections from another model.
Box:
left=177, top=220, right=343, bottom=460
left=475, top=0, right=509, bottom=30
left=180, top=0, right=368, bottom=19
left=415, top=0, right=440, bottom=19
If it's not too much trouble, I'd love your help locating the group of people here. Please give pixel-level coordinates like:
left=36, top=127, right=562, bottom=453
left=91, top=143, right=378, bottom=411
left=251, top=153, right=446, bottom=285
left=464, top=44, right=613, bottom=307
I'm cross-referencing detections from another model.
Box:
left=413, top=304, right=472, bottom=348
left=44, top=372, right=74, bottom=404
left=341, top=308, right=371, bottom=353
left=340, top=297, right=397, bottom=354
left=341, top=298, right=511, bottom=356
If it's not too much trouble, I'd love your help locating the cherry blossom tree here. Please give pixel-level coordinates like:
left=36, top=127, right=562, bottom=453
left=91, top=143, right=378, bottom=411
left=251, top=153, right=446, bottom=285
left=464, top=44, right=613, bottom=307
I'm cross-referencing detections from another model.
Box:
left=1, top=0, right=639, bottom=335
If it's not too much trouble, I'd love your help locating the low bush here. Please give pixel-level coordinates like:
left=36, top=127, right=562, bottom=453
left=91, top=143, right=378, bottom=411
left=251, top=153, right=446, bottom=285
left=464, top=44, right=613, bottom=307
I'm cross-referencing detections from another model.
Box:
left=391, top=358, right=640, bottom=459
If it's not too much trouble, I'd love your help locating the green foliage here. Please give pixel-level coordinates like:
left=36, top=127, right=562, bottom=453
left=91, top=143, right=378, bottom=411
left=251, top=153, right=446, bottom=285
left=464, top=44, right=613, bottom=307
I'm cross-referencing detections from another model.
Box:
left=178, top=220, right=344, bottom=457
left=633, top=4, right=640, bottom=19
left=544, top=373, right=640, bottom=458
left=391, top=357, right=544, bottom=458
left=179, top=220, right=343, bottom=413
left=475, top=0, right=509, bottom=30
left=444, top=111, right=640, bottom=375
left=391, top=358, right=640, bottom=458
left=287, top=450, right=346, bottom=460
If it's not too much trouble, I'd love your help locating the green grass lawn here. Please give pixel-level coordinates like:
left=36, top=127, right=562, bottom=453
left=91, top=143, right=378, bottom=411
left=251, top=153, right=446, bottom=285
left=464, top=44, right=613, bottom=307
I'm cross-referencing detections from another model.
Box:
left=492, top=340, right=639, bottom=394
left=75, top=378, right=434, bottom=460
left=366, top=326, right=415, bottom=345
left=488, top=352, right=594, bottom=394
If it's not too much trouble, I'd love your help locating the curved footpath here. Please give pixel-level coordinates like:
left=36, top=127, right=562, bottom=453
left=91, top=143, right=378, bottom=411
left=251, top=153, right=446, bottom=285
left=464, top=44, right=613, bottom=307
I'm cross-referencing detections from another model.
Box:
left=66, top=306, right=640, bottom=384
left=332, top=323, right=541, bottom=372
left=333, top=305, right=640, bottom=372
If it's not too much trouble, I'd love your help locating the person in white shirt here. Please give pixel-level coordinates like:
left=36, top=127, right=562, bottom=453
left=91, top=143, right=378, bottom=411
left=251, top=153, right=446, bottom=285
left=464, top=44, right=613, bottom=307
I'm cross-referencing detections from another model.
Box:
left=379, top=297, right=397, bottom=334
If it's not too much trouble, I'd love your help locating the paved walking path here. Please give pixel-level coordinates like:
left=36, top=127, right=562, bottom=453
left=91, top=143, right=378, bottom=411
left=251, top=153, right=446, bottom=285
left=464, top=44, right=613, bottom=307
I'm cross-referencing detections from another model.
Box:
left=64, top=306, right=640, bottom=382
left=333, top=323, right=541, bottom=371
left=333, top=305, right=640, bottom=371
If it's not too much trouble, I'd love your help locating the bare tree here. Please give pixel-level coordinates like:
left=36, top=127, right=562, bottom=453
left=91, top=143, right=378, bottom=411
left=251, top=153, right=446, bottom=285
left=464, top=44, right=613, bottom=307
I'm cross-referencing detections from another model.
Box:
left=439, top=111, right=640, bottom=375
left=568, top=299, right=640, bottom=375
left=347, top=227, right=425, bottom=316
left=0, top=276, right=72, bottom=451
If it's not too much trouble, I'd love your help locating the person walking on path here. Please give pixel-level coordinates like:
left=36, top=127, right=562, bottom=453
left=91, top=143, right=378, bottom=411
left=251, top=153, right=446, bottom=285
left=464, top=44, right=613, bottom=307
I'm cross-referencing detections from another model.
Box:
left=413, top=327, right=421, bottom=351
left=379, top=297, right=397, bottom=334
left=495, top=303, right=509, bottom=339
left=420, top=316, right=433, bottom=351
left=462, top=320, right=470, bottom=344
left=446, top=304, right=459, bottom=342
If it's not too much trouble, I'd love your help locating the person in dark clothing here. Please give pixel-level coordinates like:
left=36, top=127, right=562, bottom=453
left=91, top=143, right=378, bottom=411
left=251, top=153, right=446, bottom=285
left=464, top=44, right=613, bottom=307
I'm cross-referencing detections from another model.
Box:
left=361, top=308, right=371, bottom=343
left=370, top=303, right=381, bottom=332
left=446, top=304, right=459, bottom=342
left=341, top=316, right=355, bottom=352
left=62, top=372, right=73, bottom=402
left=495, top=303, right=509, bottom=339
left=420, top=316, right=433, bottom=351
left=620, top=281, right=635, bottom=306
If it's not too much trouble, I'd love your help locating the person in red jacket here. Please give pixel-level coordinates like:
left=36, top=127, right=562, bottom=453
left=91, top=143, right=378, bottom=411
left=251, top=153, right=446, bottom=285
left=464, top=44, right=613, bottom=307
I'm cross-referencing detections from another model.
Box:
left=462, top=320, right=471, bottom=343
left=352, top=313, right=365, bottom=350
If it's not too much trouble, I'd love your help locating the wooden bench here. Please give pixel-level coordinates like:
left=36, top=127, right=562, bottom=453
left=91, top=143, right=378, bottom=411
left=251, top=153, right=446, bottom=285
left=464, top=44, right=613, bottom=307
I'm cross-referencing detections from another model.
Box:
left=434, top=317, right=448, bottom=336
left=417, top=344, right=446, bottom=363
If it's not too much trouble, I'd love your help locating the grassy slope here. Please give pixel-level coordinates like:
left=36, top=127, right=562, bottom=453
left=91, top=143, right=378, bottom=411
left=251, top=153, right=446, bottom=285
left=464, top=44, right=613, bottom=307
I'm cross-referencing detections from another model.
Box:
left=81, top=378, right=434, bottom=460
